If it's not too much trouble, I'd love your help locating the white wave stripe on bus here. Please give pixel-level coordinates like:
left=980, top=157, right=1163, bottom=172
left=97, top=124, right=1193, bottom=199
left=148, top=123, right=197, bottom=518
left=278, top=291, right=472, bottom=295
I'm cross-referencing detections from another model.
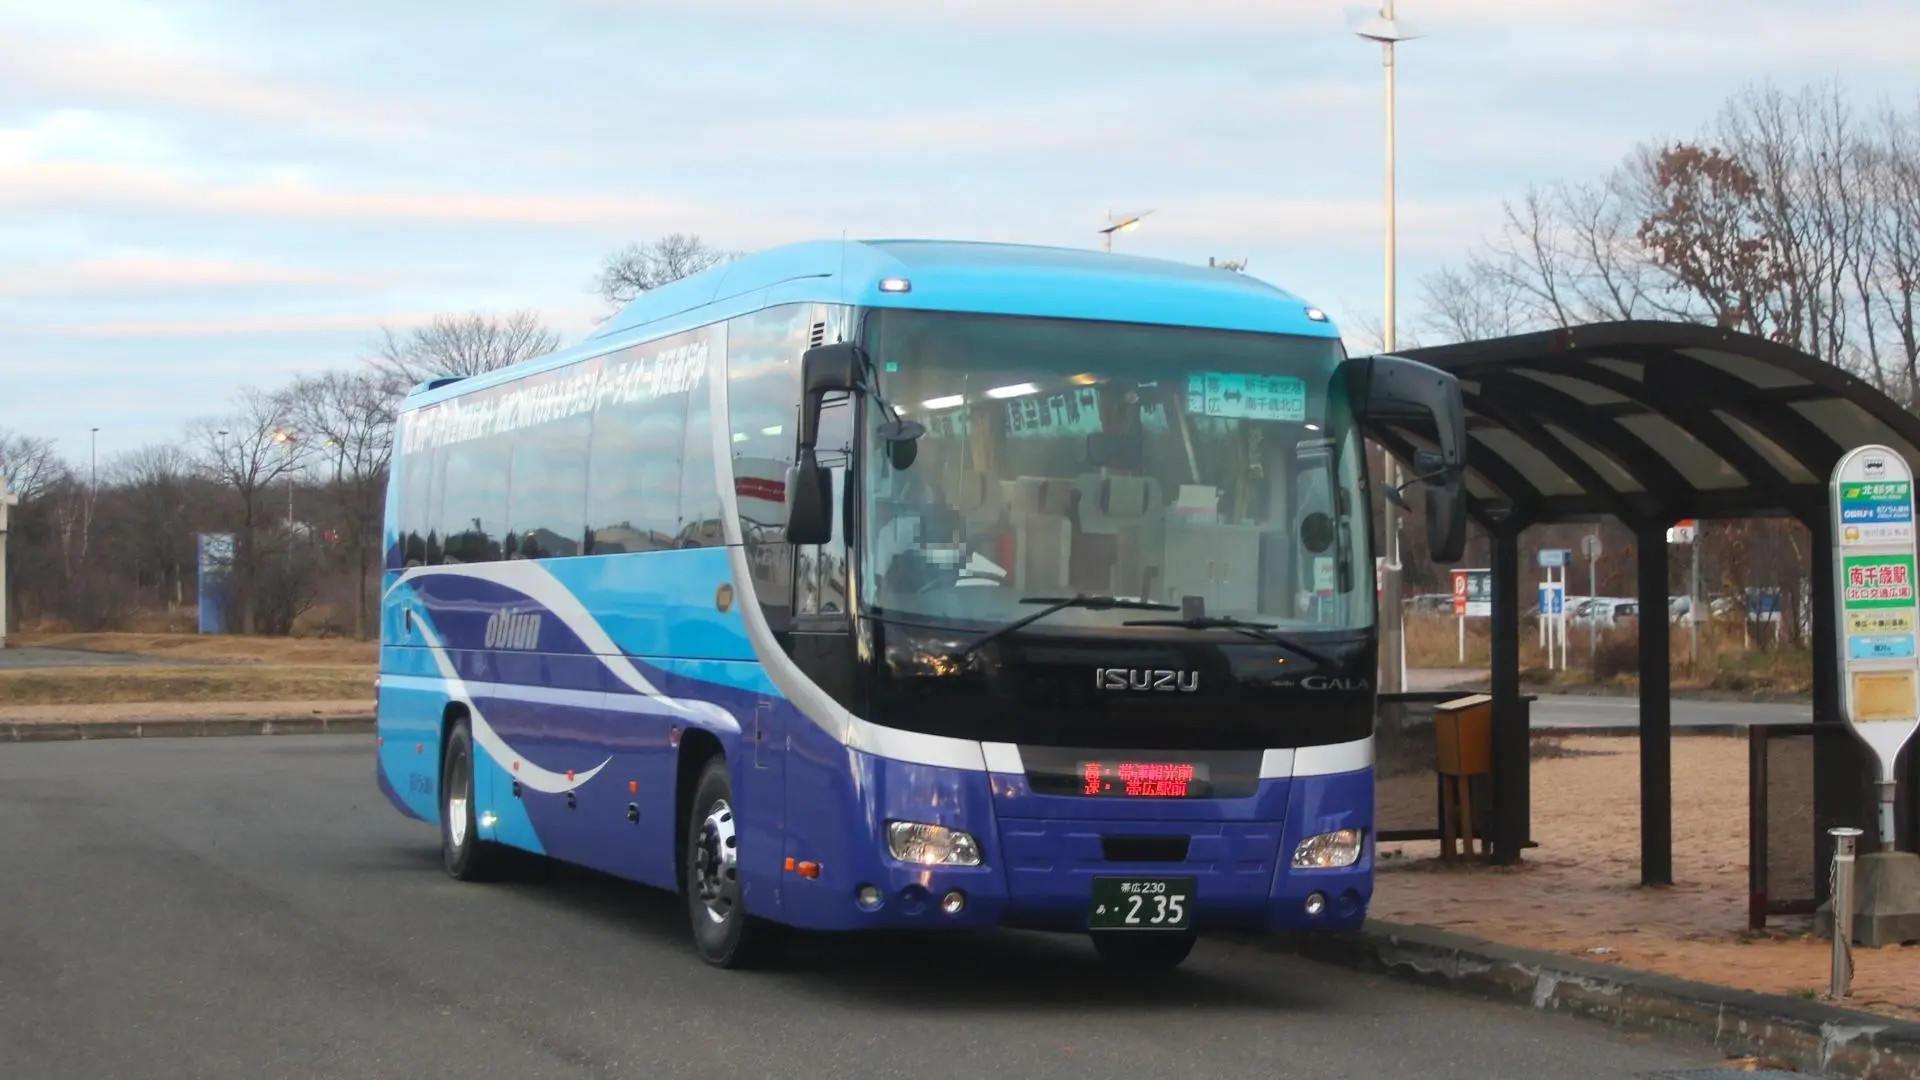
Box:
left=412, top=617, right=611, bottom=794
left=386, top=561, right=740, bottom=733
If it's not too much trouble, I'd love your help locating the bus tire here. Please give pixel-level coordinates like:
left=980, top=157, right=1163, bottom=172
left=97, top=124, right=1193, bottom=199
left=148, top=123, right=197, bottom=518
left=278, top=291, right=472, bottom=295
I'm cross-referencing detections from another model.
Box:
left=685, top=755, right=787, bottom=969
left=440, top=717, right=509, bottom=882
left=1090, top=932, right=1196, bottom=971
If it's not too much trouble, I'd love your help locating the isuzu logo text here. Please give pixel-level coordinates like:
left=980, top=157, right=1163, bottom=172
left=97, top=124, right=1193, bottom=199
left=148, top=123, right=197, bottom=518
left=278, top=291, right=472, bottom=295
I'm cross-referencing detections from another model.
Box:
left=1096, top=668, right=1200, bottom=692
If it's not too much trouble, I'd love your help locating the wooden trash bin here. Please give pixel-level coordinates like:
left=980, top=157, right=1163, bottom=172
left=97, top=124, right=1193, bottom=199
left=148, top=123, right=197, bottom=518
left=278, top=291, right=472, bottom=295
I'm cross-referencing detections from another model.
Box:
left=1433, top=693, right=1493, bottom=861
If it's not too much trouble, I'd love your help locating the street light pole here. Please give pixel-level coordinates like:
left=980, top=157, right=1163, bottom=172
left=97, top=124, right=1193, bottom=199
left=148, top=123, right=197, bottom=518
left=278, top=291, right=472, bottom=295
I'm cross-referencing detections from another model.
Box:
left=0, top=476, right=16, bottom=650
left=1354, top=1, right=1420, bottom=695
left=1099, top=209, right=1152, bottom=253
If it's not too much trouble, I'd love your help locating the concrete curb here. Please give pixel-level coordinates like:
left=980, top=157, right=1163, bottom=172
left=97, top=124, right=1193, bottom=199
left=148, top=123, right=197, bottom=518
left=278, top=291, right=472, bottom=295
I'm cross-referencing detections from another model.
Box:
left=1534, top=724, right=1758, bottom=737
left=1250, top=921, right=1920, bottom=1079
left=2, top=716, right=374, bottom=743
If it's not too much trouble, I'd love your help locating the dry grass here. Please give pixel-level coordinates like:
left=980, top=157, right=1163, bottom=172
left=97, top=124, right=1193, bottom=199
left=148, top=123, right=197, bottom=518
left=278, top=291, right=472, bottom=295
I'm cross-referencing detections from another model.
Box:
left=0, top=665, right=376, bottom=706
left=9, top=631, right=377, bottom=666
left=1403, top=612, right=1811, bottom=695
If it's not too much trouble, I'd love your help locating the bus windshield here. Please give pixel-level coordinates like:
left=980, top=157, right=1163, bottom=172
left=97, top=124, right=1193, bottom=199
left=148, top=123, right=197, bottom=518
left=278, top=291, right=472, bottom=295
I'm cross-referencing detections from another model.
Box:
left=858, top=309, right=1371, bottom=635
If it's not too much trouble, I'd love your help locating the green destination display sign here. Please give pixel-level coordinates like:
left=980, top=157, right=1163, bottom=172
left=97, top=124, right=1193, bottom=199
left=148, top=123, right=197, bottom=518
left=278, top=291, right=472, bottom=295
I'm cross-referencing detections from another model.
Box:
left=1830, top=445, right=1920, bottom=844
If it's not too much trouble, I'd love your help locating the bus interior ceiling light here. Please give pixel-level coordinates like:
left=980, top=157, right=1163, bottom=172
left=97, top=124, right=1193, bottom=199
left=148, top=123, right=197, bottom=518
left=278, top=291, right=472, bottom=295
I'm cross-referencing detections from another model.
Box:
left=985, top=383, right=1039, bottom=400
left=921, top=394, right=966, bottom=410
left=879, top=277, right=912, bottom=293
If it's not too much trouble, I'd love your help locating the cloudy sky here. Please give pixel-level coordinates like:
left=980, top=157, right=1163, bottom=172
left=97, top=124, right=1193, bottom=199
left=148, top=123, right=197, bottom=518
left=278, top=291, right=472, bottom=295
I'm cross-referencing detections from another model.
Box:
left=3, top=0, right=1917, bottom=470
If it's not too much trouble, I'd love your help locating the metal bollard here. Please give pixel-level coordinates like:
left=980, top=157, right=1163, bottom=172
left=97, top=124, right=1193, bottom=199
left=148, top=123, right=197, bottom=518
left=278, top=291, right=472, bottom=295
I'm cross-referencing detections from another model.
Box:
left=1831, top=826, right=1863, bottom=1000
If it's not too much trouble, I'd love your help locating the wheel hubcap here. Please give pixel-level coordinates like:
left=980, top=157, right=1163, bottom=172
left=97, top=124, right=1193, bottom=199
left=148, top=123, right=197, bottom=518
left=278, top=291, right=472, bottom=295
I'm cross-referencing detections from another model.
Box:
left=447, top=748, right=470, bottom=850
left=692, top=799, right=739, bottom=924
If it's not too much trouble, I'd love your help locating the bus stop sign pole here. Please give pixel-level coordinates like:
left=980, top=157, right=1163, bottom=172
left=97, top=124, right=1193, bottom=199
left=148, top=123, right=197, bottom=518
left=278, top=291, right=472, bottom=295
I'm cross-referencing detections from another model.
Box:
left=1824, top=444, right=1920, bottom=947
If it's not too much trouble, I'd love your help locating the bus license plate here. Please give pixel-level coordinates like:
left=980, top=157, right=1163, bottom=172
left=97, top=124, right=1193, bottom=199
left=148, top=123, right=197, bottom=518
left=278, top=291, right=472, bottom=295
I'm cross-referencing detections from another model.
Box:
left=1088, top=877, right=1194, bottom=931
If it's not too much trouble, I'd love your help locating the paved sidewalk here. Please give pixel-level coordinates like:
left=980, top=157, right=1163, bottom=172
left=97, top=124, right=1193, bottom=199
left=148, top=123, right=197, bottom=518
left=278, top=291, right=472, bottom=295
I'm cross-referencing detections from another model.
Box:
left=0, top=646, right=197, bottom=669
left=0, top=699, right=373, bottom=724
left=0, top=699, right=374, bottom=742
left=1373, top=733, right=1920, bottom=1023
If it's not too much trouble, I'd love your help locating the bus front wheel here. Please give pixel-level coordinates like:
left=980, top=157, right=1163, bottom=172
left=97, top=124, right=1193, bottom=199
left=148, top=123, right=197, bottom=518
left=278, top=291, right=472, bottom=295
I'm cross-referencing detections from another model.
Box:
left=684, top=756, right=788, bottom=969
left=1090, top=932, right=1196, bottom=971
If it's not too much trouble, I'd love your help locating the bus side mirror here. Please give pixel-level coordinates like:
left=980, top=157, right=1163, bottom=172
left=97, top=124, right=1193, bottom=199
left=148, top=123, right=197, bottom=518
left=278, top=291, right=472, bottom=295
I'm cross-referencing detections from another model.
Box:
left=1349, top=354, right=1469, bottom=564
left=784, top=451, right=833, bottom=546
left=787, top=343, right=862, bottom=546
left=798, top=342, right=862, bottom=451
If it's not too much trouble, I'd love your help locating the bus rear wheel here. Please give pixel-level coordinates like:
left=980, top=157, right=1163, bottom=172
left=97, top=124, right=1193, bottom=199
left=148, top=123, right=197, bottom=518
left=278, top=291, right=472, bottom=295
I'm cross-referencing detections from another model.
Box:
left=1090, top=932, right=1197, bottom=971
left=441, top=717, right=509, bottom=881
left=685, top=756, right=787, bottom=969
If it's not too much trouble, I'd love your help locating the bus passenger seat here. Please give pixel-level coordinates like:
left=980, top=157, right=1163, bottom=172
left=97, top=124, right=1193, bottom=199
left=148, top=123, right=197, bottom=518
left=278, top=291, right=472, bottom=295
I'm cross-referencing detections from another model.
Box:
left=954, top=469, right=1007, bottom=533
left=1102, top=475, right=1164, bottom=600
left=1010, top=476, right=1073, bottom=592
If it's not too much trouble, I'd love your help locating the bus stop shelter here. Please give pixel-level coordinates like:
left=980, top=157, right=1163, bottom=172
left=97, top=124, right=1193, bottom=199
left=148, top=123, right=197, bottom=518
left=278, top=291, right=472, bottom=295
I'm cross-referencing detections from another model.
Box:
left=1364, top=320, right=1920, bottom=888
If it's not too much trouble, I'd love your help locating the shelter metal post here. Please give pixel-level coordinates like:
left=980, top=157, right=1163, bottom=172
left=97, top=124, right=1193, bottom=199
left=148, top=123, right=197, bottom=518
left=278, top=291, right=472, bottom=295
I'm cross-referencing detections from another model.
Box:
left=1490, top=524, right=1529, bottom=864
left=1638, top=525, right=1673, bottom=885
left=1808, top=510, right=1854, bottom=903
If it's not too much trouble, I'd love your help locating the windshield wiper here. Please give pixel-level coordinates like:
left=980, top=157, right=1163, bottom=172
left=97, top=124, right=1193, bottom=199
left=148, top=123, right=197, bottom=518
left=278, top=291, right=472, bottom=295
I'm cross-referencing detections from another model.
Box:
left=1122, top=614, right=1285, bottom=645
left=958, top=594, right=1177, bottom=659
left=1121, top=615, right=1345, bottom=670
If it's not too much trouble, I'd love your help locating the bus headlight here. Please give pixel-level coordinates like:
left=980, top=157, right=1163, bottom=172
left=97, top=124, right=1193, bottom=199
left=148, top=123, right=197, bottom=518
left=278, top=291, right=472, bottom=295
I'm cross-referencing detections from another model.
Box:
left=887, top=822, right=982, bottom=867
left=1292, top=828, right=1365, bottom=869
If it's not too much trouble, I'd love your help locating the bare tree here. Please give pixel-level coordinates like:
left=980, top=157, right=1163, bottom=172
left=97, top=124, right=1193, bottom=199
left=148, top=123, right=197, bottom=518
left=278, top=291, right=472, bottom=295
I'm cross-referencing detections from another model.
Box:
left=286, top=371, right=394, bottom=639
left=1863, top=101, right=1920, bottom=406
left=1341, top=312, right=1423, bottom=355
left=368, top=310, right=559, bottom=401
left=596, top=233, right=734, bottom=307
left=0, top=430, right=64, bottom=502
left=0, top=433, right=73, bottom=632
left=105, top=444, right=196, bottom=607
left=1418, top=263, right=1527, bottom=344
left=190, top=388, right=307, bottom=635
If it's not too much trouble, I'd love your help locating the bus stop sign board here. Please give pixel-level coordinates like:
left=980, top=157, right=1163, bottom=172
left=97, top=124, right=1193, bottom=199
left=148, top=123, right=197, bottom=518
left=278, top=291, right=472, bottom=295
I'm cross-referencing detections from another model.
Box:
left=1831, top=444, right=1920, bottom=834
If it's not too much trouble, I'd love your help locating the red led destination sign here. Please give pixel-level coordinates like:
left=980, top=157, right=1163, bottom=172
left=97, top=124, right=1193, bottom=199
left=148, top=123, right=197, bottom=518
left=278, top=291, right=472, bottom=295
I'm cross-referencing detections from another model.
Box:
left=1077, top=761, right=1209, bottom=798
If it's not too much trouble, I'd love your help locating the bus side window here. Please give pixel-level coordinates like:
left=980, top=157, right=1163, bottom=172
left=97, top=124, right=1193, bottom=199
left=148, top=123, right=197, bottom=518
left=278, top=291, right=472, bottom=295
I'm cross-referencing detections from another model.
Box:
left=399, top=444, right=436, bottom=567
left=726, top=303, right=814, bottom=629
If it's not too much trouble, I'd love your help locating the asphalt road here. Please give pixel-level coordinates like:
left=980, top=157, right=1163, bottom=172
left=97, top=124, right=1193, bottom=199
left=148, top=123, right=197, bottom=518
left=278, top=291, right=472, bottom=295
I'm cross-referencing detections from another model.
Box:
left=1530, top=694, right=1807, bottom=730
left=0, top=736, right=1721, bottom=1080
left=1407, top=670, right=1809, bottom=729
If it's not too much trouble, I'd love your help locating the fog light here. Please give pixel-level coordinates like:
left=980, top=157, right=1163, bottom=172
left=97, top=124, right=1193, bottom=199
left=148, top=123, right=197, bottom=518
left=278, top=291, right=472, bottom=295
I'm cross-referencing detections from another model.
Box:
left=887, top=821, right=982, bottom=866
left=1293, top=828, right=1365, bottom=869
left=1305, top=891, right=1327, bottom=916
left=856, top=885, right=883, bottom=910
left=940, top=889, right=966, bottom=915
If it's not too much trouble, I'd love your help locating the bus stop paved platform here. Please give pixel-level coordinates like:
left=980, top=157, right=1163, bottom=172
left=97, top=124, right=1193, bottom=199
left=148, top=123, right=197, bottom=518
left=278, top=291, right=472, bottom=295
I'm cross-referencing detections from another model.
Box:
left=1371, top=731, right=1920, bottom=1025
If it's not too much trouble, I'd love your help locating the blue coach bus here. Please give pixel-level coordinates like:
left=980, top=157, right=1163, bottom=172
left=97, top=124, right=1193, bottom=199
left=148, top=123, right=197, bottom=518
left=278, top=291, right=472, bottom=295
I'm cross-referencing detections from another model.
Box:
left=375, top=239, right=1467, bottom=970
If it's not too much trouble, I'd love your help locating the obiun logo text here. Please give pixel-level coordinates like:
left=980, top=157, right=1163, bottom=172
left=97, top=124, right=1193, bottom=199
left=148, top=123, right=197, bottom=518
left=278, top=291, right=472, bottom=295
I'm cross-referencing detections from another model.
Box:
left=484, top=610, right=542, bottom=651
